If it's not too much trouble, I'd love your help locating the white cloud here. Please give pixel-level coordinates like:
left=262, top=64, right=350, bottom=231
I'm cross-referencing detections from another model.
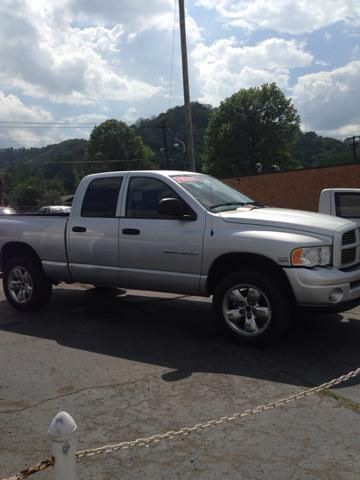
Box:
left=0, top=0, right=358, bottom=147
left=185, top=14, right=204, bottom=44
left=195, top=0, right=360, bottom=34
left=0, top=91, right=52, bottom=122
left=0, top=90, right=54, bottom=148
left=68, top=0, right=174, bottom=31
left=122, top=107, right=139, bottom=124
left=0, top=1, right=163, bottom=105
left=293, top=60, right=360, bottom=136
left=191, top=37, right=313, bottom=104
left=324, top=32, right=333, bottom=42
left=61, top=113, right=108, bottom=125
left=0, top=92, right=108, bottom=148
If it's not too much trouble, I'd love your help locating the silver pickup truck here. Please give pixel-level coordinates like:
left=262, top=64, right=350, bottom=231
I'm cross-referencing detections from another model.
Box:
left=1, top=171, right=360, bottom=345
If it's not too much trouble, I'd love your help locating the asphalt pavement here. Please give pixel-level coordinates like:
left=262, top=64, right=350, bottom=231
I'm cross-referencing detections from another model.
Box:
left=0, top=283, right=359, bottom=480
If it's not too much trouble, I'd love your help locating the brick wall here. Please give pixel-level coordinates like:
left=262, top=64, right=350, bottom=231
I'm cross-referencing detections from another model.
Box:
left=224, top=163, right=360, bottom=212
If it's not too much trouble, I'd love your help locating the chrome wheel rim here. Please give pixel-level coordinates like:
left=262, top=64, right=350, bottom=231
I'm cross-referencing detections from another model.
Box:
left=222, top=284, right=272, bottom=337
left=8, top=266, right=33, bottom=304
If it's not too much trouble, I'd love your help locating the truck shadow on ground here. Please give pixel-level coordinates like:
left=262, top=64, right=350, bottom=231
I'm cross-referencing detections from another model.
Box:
left=1, top=286, right=359, bottom=390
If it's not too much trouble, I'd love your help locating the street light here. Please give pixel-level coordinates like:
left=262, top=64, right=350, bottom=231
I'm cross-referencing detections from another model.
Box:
left=173, top=138, right=187, bottom=170
left=344, top=136, right=360, bottom=163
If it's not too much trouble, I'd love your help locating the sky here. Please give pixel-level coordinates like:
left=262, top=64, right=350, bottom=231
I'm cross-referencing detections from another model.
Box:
left=0, top=0, right=359, bottom=149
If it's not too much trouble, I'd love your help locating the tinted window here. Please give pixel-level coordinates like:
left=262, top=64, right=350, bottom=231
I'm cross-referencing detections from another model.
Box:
left=126, top=177, right=182, bottom=218
left=335, top=193, right=360, bottom=218
left=82, top=177, right=122, bottom=218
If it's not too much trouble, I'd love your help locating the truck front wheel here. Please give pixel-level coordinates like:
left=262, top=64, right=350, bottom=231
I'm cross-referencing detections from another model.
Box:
left=3, top=256, right=52, bottom=312
left=213, top=269, right=292, bottom=346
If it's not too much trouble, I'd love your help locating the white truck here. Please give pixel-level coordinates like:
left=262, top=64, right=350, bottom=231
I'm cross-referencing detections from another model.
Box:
left=319, top=188, right=360, bottom=226
left=1, top=171, right=360, bottom=346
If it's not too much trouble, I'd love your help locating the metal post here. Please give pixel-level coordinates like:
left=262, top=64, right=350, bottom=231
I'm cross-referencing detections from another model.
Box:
left=49, top=411, right=77, bottom=480
left=178, top=0, right=196, bottom=171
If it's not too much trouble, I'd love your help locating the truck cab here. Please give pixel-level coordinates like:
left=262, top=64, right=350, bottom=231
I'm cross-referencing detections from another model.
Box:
left=319, top=188, right=360, bottom=226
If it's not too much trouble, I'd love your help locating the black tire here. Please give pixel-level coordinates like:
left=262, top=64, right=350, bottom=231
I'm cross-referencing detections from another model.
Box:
left=213, top=268, right=293, bottom=346
left=3, top=256, right=52, bottom=312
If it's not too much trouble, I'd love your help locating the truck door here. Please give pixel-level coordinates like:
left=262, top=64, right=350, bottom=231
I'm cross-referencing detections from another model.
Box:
left=67, top=176, right=123, bottom=285
left=118, top=175, right=206, bottom=295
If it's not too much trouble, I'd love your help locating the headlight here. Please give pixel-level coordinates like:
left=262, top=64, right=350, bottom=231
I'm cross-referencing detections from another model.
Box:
left=291, top=246, right=331, bottom=267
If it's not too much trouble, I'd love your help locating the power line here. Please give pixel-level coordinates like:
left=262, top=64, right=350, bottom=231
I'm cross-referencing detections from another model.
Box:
left=0, top=158, right=149, bottom=165
left=0, top=121, right=95, bottom=126
left=0, top=125, right=93, bottom=129
left=39, top=158, right=148, bottom=164
left=0, top=138, right=81, bottom=142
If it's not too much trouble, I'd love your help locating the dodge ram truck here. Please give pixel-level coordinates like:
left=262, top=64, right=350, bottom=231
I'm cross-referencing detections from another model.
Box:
left=1, top=171, right=360, bottom=345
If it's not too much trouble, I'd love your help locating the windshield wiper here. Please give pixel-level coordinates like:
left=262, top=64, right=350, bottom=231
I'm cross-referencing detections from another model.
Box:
left=209, top=201, right=266, bottom=211
left=244, top=201, right=266, bottom=210
left=209, top=202, right=247, bottom=211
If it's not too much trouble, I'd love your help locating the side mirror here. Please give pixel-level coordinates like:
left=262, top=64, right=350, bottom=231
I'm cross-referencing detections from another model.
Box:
left=158, top=198, right=185, bottom=217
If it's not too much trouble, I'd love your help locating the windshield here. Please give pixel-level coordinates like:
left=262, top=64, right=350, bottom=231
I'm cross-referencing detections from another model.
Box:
left=172, top=174, right=254, bottom=212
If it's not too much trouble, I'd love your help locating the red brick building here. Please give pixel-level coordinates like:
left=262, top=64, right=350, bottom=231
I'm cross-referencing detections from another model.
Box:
left=225, top=163, right=360, bottom=212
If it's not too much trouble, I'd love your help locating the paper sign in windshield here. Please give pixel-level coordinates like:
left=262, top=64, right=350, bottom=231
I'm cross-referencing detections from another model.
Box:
left=173, top=176, right=199, bottom=183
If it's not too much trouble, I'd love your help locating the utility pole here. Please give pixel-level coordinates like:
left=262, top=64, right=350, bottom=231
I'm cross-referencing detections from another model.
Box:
left=344, top=136, right=360, bottom=163
left=161, top=120, right=170, bottom=169
left=154, top=121, right=170, bottom=169
left=178, top=0, right=196, bottom=171
left=0, top=176, right=4, bottom=205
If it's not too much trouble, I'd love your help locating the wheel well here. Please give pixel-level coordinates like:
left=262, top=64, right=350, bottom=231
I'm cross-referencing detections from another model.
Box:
left=1, top=242, right=42, bottom=270
left=207, top=253, right=295, bottom=301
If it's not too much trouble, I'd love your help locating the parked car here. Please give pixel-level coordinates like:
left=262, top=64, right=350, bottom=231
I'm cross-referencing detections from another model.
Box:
left=0, top=206, right=16, bottom=214
left=37, top=205, right=71, bottom=215
left=1, top=171, right=360, bottom=346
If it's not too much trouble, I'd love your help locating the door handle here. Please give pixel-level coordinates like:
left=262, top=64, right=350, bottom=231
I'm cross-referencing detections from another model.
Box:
left=72, top=226, right=87, bottom=233
left=122, top=228, right=140, bottom=235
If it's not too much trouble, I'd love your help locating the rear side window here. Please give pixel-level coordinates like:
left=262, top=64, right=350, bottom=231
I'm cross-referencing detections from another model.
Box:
left=335, top=193, right=360, bottom=219
left=82, top=177, right=122, bottom=218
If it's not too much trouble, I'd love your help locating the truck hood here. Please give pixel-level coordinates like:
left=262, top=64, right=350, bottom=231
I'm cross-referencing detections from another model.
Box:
left=219, top=207, right=353, bottom=236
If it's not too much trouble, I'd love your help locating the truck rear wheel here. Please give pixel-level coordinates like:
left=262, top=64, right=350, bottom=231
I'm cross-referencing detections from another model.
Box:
left=213, top=268, right=292, bottom=346
left=3, top=256, right=52, bottom=312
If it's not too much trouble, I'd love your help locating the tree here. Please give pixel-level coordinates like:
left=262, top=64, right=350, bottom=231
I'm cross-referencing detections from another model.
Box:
left=291, top=131, right=352, bottom=168
left=40, top=189, right=63, bottom=206
left=134, top=102, right=213, bottom=171
left=86, top=119, right=156, bottom=174
left=2, top=139, right=87, bottom=200
left=13, top=177, right=45, bottom=212
left=204, top=83, right=301, bottom=177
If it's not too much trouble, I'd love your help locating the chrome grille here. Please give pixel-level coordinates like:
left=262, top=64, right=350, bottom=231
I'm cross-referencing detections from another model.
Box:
left=342, top=230, right=356, bottom=245
left=341, top=248, right=356, bottom=265
left=338, top=227, right=360, bottom=268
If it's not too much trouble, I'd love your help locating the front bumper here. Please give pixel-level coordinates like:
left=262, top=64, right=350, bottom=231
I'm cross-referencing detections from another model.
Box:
left=284, top=265, right=360, bottom=311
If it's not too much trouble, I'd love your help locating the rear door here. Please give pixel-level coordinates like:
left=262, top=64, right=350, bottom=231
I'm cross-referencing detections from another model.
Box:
left=67, top=176, right=124, bottom=285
